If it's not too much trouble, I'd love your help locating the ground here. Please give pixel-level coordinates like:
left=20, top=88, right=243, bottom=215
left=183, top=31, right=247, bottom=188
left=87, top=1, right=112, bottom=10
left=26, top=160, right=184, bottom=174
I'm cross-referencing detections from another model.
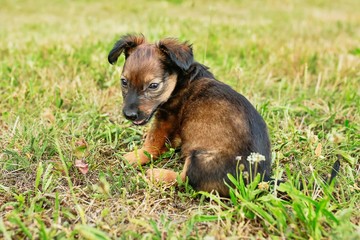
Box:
left=0, top=0, right=359, bottom=239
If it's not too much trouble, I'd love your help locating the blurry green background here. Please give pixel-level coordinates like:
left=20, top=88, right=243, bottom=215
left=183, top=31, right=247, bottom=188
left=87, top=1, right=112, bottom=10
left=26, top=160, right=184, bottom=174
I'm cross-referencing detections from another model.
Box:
left=0, top=0, right=359, bottom=239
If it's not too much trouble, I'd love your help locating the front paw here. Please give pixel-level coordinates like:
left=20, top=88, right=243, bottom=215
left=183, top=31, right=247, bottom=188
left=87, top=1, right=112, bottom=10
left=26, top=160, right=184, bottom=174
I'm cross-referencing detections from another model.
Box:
left=123, top=149, right=151, bottom=166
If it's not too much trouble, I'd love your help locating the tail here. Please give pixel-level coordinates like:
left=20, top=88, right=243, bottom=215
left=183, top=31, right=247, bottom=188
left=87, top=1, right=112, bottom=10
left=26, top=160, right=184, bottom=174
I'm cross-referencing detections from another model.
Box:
left=271, top=156, right=341, bottom=190
left=327, top=155, right=341, bottom=184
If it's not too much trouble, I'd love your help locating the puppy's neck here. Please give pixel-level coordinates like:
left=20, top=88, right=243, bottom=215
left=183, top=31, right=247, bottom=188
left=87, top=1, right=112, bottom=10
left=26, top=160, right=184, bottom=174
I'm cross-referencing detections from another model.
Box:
left=157, top=63, right=215, bottom=120
left=186, top=62, right=215, bottom=82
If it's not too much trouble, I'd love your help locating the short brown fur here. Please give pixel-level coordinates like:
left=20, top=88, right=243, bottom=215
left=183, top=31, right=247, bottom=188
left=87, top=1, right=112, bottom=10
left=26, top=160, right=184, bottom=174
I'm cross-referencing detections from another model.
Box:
left=108, top=34, right=272, bottom=197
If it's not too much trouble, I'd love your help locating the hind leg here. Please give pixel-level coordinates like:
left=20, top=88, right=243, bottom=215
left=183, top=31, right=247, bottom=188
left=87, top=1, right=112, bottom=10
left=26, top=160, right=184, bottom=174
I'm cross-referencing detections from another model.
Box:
left=183, top=150, right=235, bottom=196
left=146, top=157, right=190, bottom=183
left=146, top=169, right=178, bottom=183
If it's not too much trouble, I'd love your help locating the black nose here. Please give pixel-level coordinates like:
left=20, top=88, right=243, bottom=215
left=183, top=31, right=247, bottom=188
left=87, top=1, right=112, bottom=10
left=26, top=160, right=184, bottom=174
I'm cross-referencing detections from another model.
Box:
left=123, top=109, right=138, bottom=121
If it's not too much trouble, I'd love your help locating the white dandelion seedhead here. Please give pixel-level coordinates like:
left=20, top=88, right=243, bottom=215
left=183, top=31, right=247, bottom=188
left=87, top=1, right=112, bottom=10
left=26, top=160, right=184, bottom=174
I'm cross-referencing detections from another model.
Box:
left=247, top=152, right=266, bottom=164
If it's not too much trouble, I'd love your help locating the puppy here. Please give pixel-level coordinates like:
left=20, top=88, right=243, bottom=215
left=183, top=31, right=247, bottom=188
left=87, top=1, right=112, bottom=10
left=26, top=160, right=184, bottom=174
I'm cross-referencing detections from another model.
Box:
left=108, top=34, right=271, bottom=196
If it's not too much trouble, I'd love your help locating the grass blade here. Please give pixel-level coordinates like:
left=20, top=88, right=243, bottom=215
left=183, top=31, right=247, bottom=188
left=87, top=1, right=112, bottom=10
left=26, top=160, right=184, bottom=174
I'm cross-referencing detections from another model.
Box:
left=35, top=161, right=43, bottom=191
left=8, top=215, right=32, bottom=239
left=0, top=217, right=12, bottom=240
left=75, top=224, right=111, bottom=240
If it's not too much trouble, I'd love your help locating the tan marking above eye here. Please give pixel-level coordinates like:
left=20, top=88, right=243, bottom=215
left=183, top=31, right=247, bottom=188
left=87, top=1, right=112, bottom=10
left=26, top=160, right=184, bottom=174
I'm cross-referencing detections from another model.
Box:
left=143, top=75, right=158, bottom=84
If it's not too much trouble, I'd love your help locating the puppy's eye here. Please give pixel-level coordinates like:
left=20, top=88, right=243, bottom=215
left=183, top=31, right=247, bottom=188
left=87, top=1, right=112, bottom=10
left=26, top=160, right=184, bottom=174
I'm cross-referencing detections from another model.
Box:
left=121, top=78, right=128, bottom=88
left=148, top=83, right=160, bottom=90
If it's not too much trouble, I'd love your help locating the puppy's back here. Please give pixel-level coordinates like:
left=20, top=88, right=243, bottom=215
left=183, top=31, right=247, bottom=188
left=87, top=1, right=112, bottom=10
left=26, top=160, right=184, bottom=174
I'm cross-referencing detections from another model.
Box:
left=180, top=78, right=271, bottom=196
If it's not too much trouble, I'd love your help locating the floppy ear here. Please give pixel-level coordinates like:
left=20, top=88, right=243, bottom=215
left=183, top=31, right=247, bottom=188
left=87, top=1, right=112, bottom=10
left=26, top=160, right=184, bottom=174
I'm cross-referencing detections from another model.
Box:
left=108, top=34, right=146, bottom=64
left=157, top=38, right=194, bottom=72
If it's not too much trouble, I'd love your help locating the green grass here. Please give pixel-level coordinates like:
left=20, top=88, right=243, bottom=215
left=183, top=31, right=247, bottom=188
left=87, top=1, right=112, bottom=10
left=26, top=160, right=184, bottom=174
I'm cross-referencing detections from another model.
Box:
left=1, top=0, right=359, bottom=239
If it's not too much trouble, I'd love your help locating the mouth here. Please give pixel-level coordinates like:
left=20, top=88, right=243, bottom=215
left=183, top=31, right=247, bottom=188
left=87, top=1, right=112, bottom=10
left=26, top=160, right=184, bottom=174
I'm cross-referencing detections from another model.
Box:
left=131, top=107, right=158, bottom=126
left=133, top=118, right=149, bottom=126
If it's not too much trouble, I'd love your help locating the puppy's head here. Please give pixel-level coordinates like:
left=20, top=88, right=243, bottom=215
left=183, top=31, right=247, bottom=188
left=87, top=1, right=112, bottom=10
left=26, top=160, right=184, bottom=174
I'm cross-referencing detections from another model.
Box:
left=108, top=34, right=193, bottom=125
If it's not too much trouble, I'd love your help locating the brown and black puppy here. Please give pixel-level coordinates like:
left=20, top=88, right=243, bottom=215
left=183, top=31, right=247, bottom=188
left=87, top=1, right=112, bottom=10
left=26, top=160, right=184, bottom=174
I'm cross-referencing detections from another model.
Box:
left=108, top=34, right=271, bottom=196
